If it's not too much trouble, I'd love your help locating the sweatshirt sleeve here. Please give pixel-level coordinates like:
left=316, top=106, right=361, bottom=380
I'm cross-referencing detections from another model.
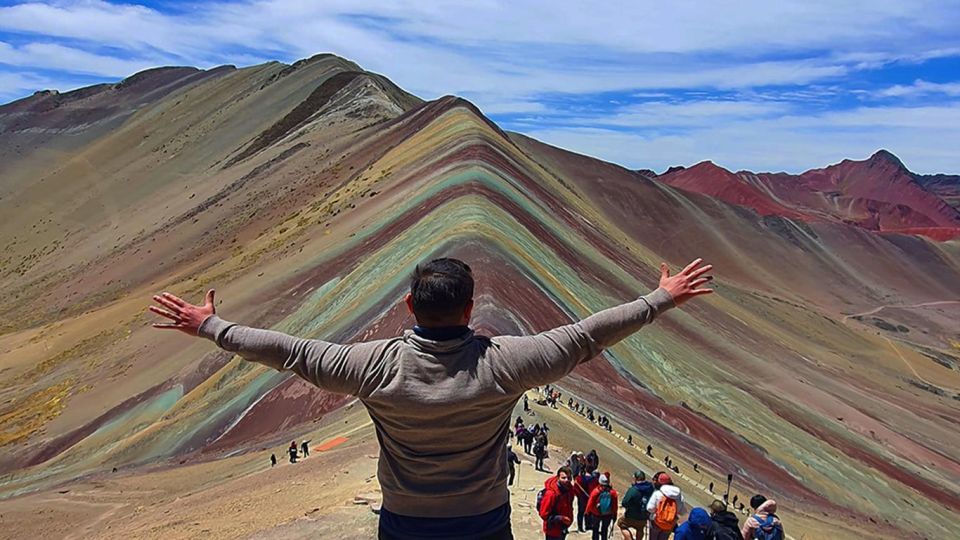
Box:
left=491, top=288, right=674, bottom=392
left=197, top=315, right=381, bottom=397
left=647, top=490, right=661, bottom=514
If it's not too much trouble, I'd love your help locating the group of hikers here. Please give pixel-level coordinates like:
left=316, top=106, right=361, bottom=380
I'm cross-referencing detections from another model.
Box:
left=541, top=384, right=563, bottom=409
left=565, top=398, right=615, bottom=433
left=520, top=392, right=784, bottom=540
left=269, top=439, right=310, bottom=466
left=538, top=459, right=784, bottom=540
left=513, top=416, right=552, bottom=471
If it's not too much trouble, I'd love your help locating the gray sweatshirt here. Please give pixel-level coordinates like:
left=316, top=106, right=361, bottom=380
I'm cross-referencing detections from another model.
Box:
left=198, top=287, right=674, bottom=518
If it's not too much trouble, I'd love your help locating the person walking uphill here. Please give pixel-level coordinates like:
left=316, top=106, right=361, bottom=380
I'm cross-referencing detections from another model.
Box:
left=674, top=508, right=712, bottom=540
left=150, top=257, right=714, bottom=540
left=506, top=443, right=521, bottom=486
left=540, top=467, right=576, bottom=540
left=586, top=474, right=619, bottom=540
left=619, top=471, right=654, bottom=540
left=647, top=473, right=686, bottom=540
left=741, top=496, right=783, bottom=540
left=708, top=500, right=741, bottom=540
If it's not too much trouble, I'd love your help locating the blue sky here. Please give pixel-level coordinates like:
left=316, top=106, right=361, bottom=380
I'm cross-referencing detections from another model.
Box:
left=1, top=1, right=959, bottom=174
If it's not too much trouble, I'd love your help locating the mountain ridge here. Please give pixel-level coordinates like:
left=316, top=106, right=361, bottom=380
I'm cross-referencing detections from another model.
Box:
left=1, top=55, right=958, bottom=540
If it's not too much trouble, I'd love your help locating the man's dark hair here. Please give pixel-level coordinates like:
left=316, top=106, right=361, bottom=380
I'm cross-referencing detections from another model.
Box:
left=557, top=466, right=572, bottom=477
left=749, top=494, right=767, bottom=510
left=410, top=258, right=474, bottom=323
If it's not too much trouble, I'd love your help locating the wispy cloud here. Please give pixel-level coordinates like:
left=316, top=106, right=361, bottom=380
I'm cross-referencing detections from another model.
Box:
left=525, top=104, right=960, bottom=174
left=0, top=0, right=958, bottom=172
left=878, top=79, right=960, bottom=97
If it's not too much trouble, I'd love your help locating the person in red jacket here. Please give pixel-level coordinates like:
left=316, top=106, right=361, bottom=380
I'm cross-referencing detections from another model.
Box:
left=540, top=466, right=575, bottom=540
left=574, top=468, right=600, bottom=532
left=586, top=473, right=619, bottom=540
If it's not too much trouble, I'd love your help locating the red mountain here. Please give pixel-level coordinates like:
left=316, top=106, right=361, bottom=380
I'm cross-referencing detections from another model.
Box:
left=657, top=150, right=960, bottom=240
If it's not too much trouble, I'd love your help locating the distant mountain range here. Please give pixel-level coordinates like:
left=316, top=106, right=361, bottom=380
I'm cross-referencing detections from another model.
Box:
left=1, top=55, right=958, bottom=540
left=655, top=150, right=960, bottom=241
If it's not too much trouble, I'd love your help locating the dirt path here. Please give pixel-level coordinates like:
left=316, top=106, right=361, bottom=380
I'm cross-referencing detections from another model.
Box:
left=841, top=300, right=960, bottom=321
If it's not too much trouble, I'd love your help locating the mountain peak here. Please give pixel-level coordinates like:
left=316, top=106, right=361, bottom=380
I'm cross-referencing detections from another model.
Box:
left=867, top=149, right=907, bottom=170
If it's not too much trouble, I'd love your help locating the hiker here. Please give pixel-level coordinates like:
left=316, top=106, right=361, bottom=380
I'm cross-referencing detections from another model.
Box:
left=506, top=443, right=521, bottom=486
left=575, top=468, right=599, bottom=533
left=150, top=256, right=712, bottom=539
left=627, top=434, right=632, bottom=446
left=651, top=471, right=667, bottom=491
left=534, top=432, right=548, bottom=471
left=516, top=416, right=525, bottom=428
left=524, top=394, right=530, bottom=412
left=674, top=508, right=711, bottom=540
left=585, top=449, right=599, bottom=473
left=708, top=500, right=741, bottom=540
left=646, top=445, right=653, bottom=457
left=521, top=427, right=534, bottom=454
left=540, top=467, right=576, bottom=540
left=647, top=473, right=685, bottom=540
left=708, top=482, right=714, bottom=493
left=618, top=470, right=654, bottom=540
left=586, top=473, right=619, bottom=540
left=301, top=440, right=310, bottom=457
left=567, top=451, right=582, bottom=478
left=270, top=453, right=277, bottom=467
left=288, top=441, right=298, bottom=463
left=741, top=496, right=783, bottom=540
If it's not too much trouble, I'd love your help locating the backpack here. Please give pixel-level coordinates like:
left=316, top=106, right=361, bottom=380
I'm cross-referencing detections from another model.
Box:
left=537, top=488, right=557, bottom=519
left=713, top=524, right=742, bottom=540
left=752, top=515, right=784, bottom=540
left=625, top=486, right=652, bottom=518
left=598, top=489, right=613, bottom=515
left=652, top=495, right=678, bottom=531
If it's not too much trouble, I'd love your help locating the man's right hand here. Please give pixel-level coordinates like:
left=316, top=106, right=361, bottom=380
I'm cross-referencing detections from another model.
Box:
left=149, top=289, right=216, bottom=336
left=659, top=258, right=714, bottom=306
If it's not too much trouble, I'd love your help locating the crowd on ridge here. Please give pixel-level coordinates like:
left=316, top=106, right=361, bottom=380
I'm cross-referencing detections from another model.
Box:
left=517, top=388, right=785, bottom=540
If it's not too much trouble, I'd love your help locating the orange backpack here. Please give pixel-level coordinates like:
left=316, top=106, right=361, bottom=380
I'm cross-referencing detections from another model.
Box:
left=653, top=495, right=678, bottom=530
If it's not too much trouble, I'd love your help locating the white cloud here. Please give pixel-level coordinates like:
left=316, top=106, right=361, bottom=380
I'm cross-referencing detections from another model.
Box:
left=523, top=104, right=960, bottom=174
left=0, top=41, right=160, bottom=77
left=0, top=0, right=958, bottom=173
left=0, top=70, right=94, bottom=103
left=557, top=100, right=793, bottom=129
left=879, top=79, right=960, bottom=98
left=0, top=0, right=956, bottom=97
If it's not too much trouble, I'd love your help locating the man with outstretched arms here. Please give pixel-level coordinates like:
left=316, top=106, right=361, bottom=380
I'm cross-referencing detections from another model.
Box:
left=150, top=257, right=713, bottom=540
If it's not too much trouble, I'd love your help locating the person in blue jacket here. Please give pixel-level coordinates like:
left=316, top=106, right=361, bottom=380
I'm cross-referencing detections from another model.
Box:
left=674, top=508, right=712, bottom=540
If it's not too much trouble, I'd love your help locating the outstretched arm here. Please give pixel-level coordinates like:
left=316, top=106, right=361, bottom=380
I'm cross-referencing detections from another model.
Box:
left=149, top=290, right=376, bottom=396
left=493, top=259, right=713, bottom=391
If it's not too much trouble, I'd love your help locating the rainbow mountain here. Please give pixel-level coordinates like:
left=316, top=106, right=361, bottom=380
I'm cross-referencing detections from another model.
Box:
left=1, top=54, right=959, bottom=539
